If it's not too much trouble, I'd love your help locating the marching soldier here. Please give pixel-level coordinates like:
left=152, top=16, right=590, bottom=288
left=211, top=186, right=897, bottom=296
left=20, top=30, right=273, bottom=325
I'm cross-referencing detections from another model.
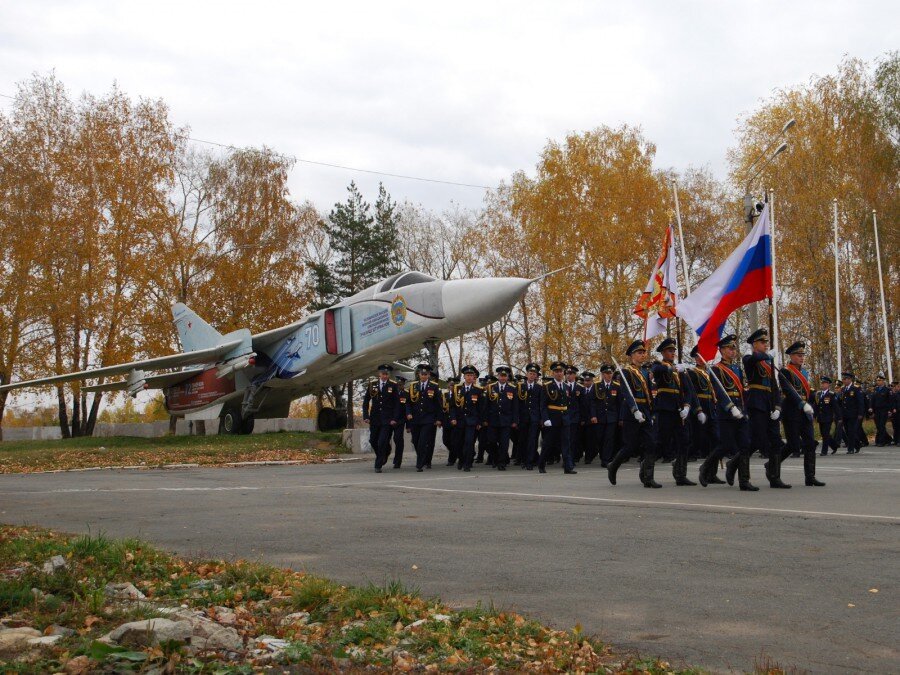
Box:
left=743, top=328, right=790, bottom=488
left=686, top=345, right=716, bottom=463
left=608, top=340, right=660, bottom=488
left=564, top=365, right=583, bottom=464
left=580, top=371, right=600, bottom=464
left=840, top=371, right=865, bottom=453
left=487, top=366, right=519, bottom=470
left=594, top=364, right=621, bottom=467
left=776, top=342, right=825, bottom=486
left=651, top=338, right=696, bottom=486
left=390, top=375, right=409, bottom=468
left=362, top=365, right=401, bottom=473
left=443, top=376, right=461, bottom=466
left=871, top=374, right=892, bottom=446
left=406, top=363, right=443, bottom=472
left=476, top=374, right=497, bottom=465
left=520, top=363, right=543, bottom=470
left=510, top=373, right=526, bottom=465
left=539, top=361, right=577, bottom=474
left=814, top=376, right=840, bottom=455
left=697, top=335, right=758, bottom=490
left=450, top=365, right=486, bottom=471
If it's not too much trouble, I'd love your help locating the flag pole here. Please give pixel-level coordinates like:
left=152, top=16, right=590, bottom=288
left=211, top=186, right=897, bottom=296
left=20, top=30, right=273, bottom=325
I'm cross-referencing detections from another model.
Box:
left=872, top=209, right=893, bottom=382
left=769, top=190, right=781, bottom=368
left=672, top=181, right=692, bottom=362
left=833, top=199, right=842, bottom=376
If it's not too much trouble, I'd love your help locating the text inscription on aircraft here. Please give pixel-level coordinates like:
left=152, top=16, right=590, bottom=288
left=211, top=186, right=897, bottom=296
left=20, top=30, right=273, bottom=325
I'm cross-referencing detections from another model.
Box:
left=360, top=309, right=391, bottom=338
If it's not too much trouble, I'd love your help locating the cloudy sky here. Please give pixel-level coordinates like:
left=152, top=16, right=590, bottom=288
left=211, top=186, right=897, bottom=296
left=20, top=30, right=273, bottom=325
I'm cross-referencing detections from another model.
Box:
left=1, top=1, right=896, bottom=213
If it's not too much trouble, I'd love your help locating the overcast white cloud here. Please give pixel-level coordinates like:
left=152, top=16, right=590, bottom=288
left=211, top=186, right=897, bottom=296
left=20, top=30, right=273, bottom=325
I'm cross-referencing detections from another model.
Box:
left=1, top=1, right=895, bottom=212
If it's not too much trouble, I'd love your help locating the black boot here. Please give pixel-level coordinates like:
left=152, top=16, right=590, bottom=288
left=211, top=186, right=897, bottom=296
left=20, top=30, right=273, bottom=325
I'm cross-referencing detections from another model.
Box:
left=740, top=482, right=760, bottom=491
left=725, top=458, right=737, bottom=486
left=708, top=475, right=726, bottom=484
left=675, top=477, right=697, bottom=486
left=643, top=480, right=662, bottom=488
left=805, top=476, right=826, bottom=486
left=769, top=478, right=792, bottom=488
left=698, top=464, right=709, bottom=487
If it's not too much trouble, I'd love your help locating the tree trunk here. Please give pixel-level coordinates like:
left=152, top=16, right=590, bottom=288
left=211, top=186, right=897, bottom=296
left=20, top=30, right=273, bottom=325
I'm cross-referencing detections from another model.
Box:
left=84, top=392, right=101, bottom=436
left=56, top=386, right=71, bottom=439
left=168, top=414, right=177, bottom=435
left=346, top=379, right=355, bottom=428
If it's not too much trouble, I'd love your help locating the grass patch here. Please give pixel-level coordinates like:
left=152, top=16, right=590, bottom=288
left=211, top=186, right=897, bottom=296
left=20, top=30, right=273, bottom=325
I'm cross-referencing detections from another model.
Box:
left=0, top=524, right=700, bottom=673
left=0, top=430, right=345, bottom=473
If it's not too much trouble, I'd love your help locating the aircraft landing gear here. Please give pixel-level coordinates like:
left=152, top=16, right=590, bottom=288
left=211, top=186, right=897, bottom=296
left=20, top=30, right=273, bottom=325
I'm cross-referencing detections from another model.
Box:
left=219, top=405, right=254, bottom=435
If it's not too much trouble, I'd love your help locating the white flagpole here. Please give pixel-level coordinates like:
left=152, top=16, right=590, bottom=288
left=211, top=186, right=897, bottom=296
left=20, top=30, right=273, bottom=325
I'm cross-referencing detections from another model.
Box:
left=769, top=190, right=781, bottom=368
left=671, top=180, right=692, bottom=295
left=833, top=199, right=842, bottom=376
left=872, top=209, right=893, bottom=382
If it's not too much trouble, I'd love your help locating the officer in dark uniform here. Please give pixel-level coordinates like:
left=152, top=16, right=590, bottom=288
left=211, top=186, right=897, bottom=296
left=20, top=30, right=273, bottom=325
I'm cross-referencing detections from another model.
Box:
left=450, top=365, right=485, bottom=471
left=686, top=345, right=717, bottom=463
left=608, top=340, right=660, bottom=488
left=486, top=366, right=519, bottom=470
left=594, top=364, right=621, bottom=467
left=563, top=365, right=583, bottom=464
left=362, top=365, right=401, bottom=473
left=814, top=376, right=841, bottom=455
left=476, top=375, right=497, bottom=465
left=443, top=376, right=461, bottom=466
left=520, top=363, right=543, bottom=470
left=406, top=363, right=443, bottom=472
left=389, top=375, right=409, bottom=468
left=777, top=342, right=825, bottom=486
left=871, top=374, right=892, bottom=446
left=743, top=328, right=789, bottom=488
left=697, top=335, right=758, bottom=490
left=651, top=338, right=697, bottom=486
left=510, top=373, right=526, bottom=465
left=580, top=371, right=600, bottom=464
left=840, top=371, right=864, bottom=453
left=539, top=361, right=577, bottom=474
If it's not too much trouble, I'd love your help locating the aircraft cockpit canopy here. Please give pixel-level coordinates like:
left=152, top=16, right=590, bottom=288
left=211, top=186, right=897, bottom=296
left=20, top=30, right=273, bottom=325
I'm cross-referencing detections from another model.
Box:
left=378, top=271, right=436, bottom=293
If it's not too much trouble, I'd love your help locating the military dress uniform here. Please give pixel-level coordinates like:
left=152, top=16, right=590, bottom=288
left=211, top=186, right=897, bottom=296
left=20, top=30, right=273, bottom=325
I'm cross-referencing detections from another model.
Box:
left=608, top=341, right=660, bottom=488
left=580, top=372, right=601, bottom=464
left=651, top=338, right=697, bottom=486
left=871, top=377, right=892, bottom=446
left=520, top=364, right=544, bottom=470
left=686, top=347, right=718, bottom=462
left=442, top=377, right=460, bottom=466
left=777, top=342, right=825, bottom=486
left=451, top=366, right=486, bottom=471
left=486, top=367, right=519, bottom=470
left=389, top=377, right=409, bottom=468
left=839, top=373, right=865, bottom=453
left=593, top=366, right=621, bottom=467
left=563, top=366, right=583, bottom=465
left=406, top=364, right=443, bottom=472
left=539, top=362, right=577, bottom=473
left=742, top=329, right=790, bottom=488
left=362, top=367, right=402, bottom=473
left=814, top=377, right=840, bottom=455
left=697, top=335, right=757, bottom=490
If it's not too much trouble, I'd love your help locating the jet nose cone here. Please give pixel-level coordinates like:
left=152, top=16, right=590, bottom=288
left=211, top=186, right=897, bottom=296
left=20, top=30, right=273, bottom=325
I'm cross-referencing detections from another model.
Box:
left=441, top=277, right=532, bottom=332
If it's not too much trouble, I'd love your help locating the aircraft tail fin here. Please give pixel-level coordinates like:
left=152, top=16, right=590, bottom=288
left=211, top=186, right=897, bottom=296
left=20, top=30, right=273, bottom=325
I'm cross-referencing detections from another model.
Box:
left=172, top=303, right=223, bottom=353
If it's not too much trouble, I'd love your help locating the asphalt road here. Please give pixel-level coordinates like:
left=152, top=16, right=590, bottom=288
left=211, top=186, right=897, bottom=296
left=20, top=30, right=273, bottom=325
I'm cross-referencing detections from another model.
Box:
left=1, top=448, right=898, bottom=673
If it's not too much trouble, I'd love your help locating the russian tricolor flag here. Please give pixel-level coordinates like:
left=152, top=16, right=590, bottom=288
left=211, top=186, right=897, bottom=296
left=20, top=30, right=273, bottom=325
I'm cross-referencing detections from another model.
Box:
left=677, top=204, right=773, bottom=361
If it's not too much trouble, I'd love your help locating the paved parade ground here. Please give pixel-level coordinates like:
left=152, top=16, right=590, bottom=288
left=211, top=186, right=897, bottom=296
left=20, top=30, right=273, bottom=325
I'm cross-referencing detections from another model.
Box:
left=1, top=448, right=897, bottom=673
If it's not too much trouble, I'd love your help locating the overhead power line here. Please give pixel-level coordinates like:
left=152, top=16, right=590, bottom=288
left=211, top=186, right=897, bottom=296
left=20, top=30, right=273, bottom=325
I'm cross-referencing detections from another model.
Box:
left=0, top=91, right=492, bottom=190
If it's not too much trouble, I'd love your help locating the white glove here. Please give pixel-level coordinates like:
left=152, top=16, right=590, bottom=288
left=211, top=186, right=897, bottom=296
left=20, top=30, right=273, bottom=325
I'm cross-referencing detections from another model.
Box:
left=543, top=420, right=552, bottom=427
left=698, top=412, right=707, bottom=425
left=675, top=363, right=689, bottom=373
left=679, top=405, right=690, bottom=420
left=633, top=410, right=645, bottom=423
left=730, top=406, right=743, bottom=420
left=803, top=403, right=814, bottom=419
left=770, top=409, right=781, bottom=421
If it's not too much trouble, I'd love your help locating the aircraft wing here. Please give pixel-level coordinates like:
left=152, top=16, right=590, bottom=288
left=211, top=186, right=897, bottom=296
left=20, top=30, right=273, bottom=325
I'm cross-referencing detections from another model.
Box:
left=0, top=340, right=242, bottom=393
left=80, top=368, right=206, bottom=394
left=251, top=316, right=314, bottom=350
